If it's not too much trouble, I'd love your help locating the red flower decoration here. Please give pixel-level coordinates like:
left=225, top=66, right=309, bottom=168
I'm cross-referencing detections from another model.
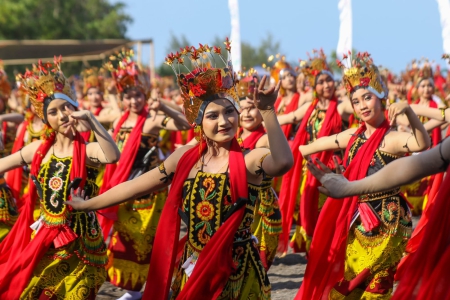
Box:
left=359, top=77, right=370, bottom=87
left=189, top=83, right=206, bottom=97
left=37, top=91, right=47, bottom=102
left=311, top=70, right=319, bottom=76
left=346, top=83, right=354, bottom=93
left=54, top=82, right=64, bottom=91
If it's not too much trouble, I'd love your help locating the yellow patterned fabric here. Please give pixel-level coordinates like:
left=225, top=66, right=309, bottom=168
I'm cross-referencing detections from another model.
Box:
left=0, top=177, right=18, bottom=242
left=171, top=171, right=271, bottom=300
left=21, top=155, right=107, bottom=299
left=328, top=135, right=412, bottom=299
left=107, top=129, right=166, bottom=291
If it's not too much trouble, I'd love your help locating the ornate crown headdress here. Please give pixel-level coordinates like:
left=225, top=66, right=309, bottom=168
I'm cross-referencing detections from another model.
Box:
left=299, top=49, right=333, bottom=88
left=104, top=49, right=150, bottom=98
left=337, top=51, right=388, bottom=99
left=164, top=38, right=239, bottom=126
left=237, top=69, right=258, bottom=100
left=266, top=54, right=295, bottom=84
left=17, top=56, right=78, bottom=119
left=0, top=61, right=11, bottom=100
left=412, top=58, right=434, bottom=86
left=81, top=67, right=105, bottom=95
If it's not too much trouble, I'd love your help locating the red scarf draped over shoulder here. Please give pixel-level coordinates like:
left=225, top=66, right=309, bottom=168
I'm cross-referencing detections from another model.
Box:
left=275, top=92, right=300, bottom=139
left=237, top=124, right=266, bottom=150
left=97, top=109, right=148, bottom=237
left=143, top=139, right=248, bottom=300
left=296, top=120, right=390, bottom=300
left=79, top=105, right=103, bottom=142
left=392, top=163, right=450, bottom=300
left=0, top=132, right=86, bottom=299
left=277, top=97, right=342, bottom=253
left=414, top=99, right=441, bottom=147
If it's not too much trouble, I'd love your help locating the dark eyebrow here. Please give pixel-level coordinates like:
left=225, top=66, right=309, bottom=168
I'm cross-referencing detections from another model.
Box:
left=352, top=92, right=371, bottom=101
left=205, top=105, right=234, bottom=114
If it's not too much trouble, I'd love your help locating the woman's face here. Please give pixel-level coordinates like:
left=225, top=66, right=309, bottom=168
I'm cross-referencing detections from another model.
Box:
left=280, top=72, right=296, bottom=91
left=315, top=73, right=335, bottom=99
left=239, top=98, right=263, bottom=131
left=46, top=99, right=76, bottom=133
left=86, top=87, right=103, bottom=107
left=123, top=88, right=146, bottom=114
left=417, top=79, right=434, bottom=99
left=202, top=99, right=239, bottom=144
left=296, top=73, right=306, bottom=92
left=351, top=89, right=383, bottom=124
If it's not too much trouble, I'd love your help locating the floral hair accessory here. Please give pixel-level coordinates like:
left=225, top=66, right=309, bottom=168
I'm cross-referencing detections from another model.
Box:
left=104, top=49, right=150, bottom=98
left=337, top=51, right=388, bottom=99
left=299, top=49, right=333, bottom=88
left=165, top=38, right=239, bottom=126
left=17, top=56, right=77, bottom=119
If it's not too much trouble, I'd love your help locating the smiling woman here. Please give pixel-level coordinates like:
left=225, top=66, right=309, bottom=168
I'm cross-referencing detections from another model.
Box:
left=0, top=57, right=121, bottom=299
left=66, top=40, right=293, bottom=299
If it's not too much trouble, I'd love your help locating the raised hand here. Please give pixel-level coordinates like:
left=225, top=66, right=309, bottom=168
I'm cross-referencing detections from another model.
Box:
left=306, top=157, right=350, bottom=198
left=64, top=106, right=91, bottom=134
left=388, top=102, right=410, bottom=126
left=65, top=188, right=90, bottom=211
left=253, top=75, right=281, bottom=111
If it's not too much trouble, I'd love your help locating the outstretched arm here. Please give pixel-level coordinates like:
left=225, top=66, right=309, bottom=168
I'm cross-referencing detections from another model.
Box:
left=66, top=145, right=191, bottom=211
left=277, top=103, right=310, bottom=126
left=299, top=127, right=357, bottom=157
left=149, top=98, right=191, bottom=131
left=307, top=137, right=450, bottom=198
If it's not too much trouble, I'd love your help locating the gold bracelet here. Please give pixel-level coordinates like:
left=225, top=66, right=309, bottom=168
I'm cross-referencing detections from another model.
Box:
left=439, top=107, right=447, bottom=122
left=161, top=116, right=171, bottom=127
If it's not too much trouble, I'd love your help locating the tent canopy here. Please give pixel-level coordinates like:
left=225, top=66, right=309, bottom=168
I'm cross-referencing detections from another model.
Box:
left=0, top=39, right=153, bottom=65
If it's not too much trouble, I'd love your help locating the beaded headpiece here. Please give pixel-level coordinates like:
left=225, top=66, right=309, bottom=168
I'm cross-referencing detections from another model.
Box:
left=337, top=51, right=388, bottom=99
left=104, top=49, right=151, bottom=98
left=164, top=38, right=239, bottom=126
left=0, top=61, right=11, bottom=100
left=17, top=56, right=78, bottom=120
left=81, top=67, right=105, bottom=95
left=299, top=49, right=333, bottom=87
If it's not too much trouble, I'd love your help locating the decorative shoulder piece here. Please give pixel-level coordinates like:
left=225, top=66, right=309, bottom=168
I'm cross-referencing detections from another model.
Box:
left=104, top=49, right=150, bottom=98
left=164, top=38, right=239, bottom=126
left=299, top=49, right=333, bottom=87
left=337, top=51, right=388, bottom=99
left=0, top=60, right=11, bottom=100
left=17, top=56, right=78, bottom=119
left=81, top=67, right=105, bottom=94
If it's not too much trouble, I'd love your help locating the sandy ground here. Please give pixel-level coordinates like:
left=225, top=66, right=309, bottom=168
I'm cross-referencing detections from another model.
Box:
left=96, top=217, right=419, bottom=299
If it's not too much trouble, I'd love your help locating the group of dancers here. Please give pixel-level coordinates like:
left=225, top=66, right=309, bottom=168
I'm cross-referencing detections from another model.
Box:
left=0, top=42, right=449, bottom=299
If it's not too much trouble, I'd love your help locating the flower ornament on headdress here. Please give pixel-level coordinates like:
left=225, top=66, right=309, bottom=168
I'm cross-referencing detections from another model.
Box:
left=266, top=54, right=295, bottom=84
left=237, top=69, right=258, bottom=100
left=337, top=51, right=388, bottom=99
left=0, top=61, right=11, bottom=100
left=412, top=58, right=434, bottom=87
left=104, top=49, right=150, bottom=98
left=17, top=56, right=78, bottom=120
left=299, top=49, right=334, bottom=88
left=81, top=67, right=105, bottom=95
left=165, top=37, right=239, bottom=126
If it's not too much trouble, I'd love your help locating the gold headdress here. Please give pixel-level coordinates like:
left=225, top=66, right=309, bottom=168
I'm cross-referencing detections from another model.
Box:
left=164, top=38, right=239, bottom=126
left=104, top=49, right=150, bottom=98
left=0, top=61, right=11, bottom=100
left=81, top=67, right=105, bottom=95
left=299, top=49, right=333, bottom=87
left=337, top=51, right=388, bottom=99
left=237, top=69, right=258, bottom=100
left=17, top=56, right=78, bottom=120
left=412, top=59, right=434, bottom=86
left=266, top=54, right=295, bottom=84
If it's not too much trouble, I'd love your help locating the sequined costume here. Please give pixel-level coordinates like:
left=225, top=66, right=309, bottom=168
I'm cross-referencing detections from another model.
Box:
left=106, top=128, right=167, bottom=291
left=329, top=134, right=412, bottom=299
left=171, top=169, right=271, bottom=299
left=21, top=155, right=107, bottom=299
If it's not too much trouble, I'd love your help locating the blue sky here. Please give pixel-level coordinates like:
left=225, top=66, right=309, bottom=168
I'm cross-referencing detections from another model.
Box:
left=123, top=0, right=448, bottom=74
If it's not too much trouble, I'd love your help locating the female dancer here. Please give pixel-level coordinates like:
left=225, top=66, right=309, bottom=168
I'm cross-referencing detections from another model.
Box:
left=99, top=50, right=191, bottom=300
left=296, top=52, right=429, bottom=299
left=0, top=57, right=120, bottom=299
left=67, top=41, right=293, bottom=299
left=276, top=50, right=349, bottom=254
left=236, top=75, right=282, bottom=271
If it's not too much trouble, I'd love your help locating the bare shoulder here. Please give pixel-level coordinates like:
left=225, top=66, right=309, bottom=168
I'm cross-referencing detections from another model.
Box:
left=255, top=134, right=269, bottom=148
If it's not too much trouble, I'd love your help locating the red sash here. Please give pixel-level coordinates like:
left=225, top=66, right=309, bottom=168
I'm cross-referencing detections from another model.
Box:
left=277, top=97, right=342, bottom=253
left=97, top=109, right=148, bottom=237
left=275, top=93, right=300, bottom=139
left=0, top=132, right=86, bottom=299
left=143, top=139, right=248, bottom=300
left=296, top=120, right=390, bottom=300
left=237, top=124, right=266, bottom=150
